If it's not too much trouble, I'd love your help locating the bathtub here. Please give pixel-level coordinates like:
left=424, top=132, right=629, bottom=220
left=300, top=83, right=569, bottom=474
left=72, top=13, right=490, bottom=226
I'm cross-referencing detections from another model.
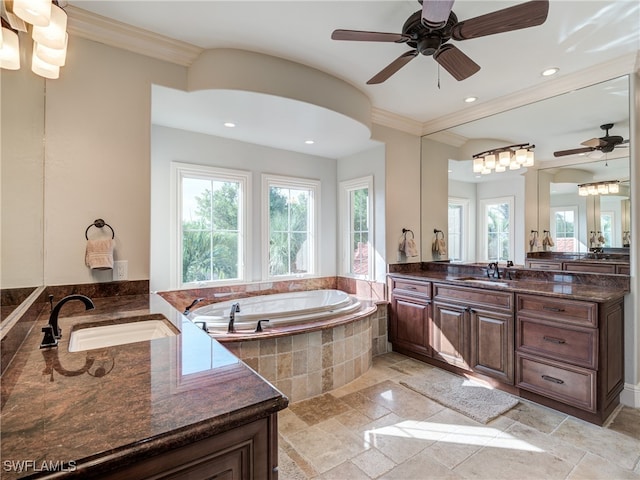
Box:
left=187, top=289, right=362, bottom=334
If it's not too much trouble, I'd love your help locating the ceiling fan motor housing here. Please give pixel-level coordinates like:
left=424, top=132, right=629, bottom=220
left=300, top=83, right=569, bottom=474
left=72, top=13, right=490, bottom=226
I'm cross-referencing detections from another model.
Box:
left=403, top=10, right=457, bottom=56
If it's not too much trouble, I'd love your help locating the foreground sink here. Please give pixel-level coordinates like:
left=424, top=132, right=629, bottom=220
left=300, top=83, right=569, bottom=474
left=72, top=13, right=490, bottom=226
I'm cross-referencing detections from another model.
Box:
left=69, top=315, right=179, bottom=352
left=453, top=277, right=510, bottom=288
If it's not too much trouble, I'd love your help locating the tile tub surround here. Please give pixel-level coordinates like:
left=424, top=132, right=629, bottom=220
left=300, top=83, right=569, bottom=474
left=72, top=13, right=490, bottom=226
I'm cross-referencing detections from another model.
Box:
left=224, top=306, right=390, bottom=403
left=0, top=293, right=287, bottom=478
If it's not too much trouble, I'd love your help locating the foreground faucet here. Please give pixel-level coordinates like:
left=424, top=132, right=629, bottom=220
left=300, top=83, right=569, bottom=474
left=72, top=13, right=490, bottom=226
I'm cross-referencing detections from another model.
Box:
left=40, top=294, right=95, bottom=348
left=183, top=297, right=204, bottom=315
left=228, top=302, right=241, bottom=333
left=487, top=262, right=501, bottom=279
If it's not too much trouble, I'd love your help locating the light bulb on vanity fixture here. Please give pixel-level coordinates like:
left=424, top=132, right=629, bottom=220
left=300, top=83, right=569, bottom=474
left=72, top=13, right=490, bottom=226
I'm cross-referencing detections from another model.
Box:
left=471, top=143, right=535, bottom=175
left=0, top=0, right=69, bottom=78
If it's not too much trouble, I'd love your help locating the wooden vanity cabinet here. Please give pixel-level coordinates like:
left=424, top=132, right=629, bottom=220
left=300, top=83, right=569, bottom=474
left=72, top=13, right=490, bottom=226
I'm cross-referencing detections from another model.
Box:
left=432, top=284, right=514, bottom=384
left=389, top=278, right=432, bottom=358
left=91, top=415, right=278, bottom=480
left=515, top=294, right=624, bottom=424
left=525, top=259, right=563, bottom=270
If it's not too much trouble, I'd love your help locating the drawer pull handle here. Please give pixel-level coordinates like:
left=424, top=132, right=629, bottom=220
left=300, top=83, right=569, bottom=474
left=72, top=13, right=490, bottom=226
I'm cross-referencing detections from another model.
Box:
left=405, top=286, right=417, bottom=290
left=543, top=335, right=566, bottom=345
left=543, top=306, right=565, bottom=312
left=541, top=375, right=564, bottom=385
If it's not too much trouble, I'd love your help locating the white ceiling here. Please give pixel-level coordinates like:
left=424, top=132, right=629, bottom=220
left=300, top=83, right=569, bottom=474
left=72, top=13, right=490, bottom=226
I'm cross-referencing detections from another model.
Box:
left=68, top=1, right=639, bottom=158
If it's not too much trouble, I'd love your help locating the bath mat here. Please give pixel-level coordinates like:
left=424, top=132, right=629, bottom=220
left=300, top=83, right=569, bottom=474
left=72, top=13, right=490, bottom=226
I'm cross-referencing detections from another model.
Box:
left=400, top=369, right=518, bottom=424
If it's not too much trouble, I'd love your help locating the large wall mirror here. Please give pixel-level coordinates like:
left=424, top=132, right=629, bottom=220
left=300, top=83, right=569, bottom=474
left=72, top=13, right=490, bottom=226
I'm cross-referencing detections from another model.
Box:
left=0, top=57, right=46, bottom=320
left=421, top=75, right=630, bottom=264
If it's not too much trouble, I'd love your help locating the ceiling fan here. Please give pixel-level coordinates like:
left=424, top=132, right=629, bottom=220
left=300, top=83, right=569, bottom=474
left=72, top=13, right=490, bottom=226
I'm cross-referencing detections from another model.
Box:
left=553, top=123, right=630, bottom=157
left=331, top=0, right=549, bottom=84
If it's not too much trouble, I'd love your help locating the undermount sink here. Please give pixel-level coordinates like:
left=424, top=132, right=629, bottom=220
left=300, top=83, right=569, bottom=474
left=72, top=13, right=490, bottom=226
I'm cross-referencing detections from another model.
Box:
left=68, top=315, right=179, bottom=352
left=453, top=277, right=510, bottom=288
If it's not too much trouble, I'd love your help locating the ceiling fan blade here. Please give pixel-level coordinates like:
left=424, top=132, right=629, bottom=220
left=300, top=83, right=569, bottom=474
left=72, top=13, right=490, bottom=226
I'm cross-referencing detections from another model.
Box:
left=553, top=147, right=595, bottom=158
left=421, top=0, right=455, bottom=28
left=451, top=0, right=549, bottom=41
left=581, top=137, right=606, bottom=148
left=433, top=44, right=480, bottom=81
left=367, top=50, right=418, bottom=85
left=331, top=29, right=409, bottom=43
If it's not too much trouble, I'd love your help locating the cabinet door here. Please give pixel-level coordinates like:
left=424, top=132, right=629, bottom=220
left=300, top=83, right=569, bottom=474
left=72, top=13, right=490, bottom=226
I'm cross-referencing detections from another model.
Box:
left=431, top=302, right=469, bottom=370
left=390, top=295, right=431, bottom=357
left=470, top=308, right=514, bottom=384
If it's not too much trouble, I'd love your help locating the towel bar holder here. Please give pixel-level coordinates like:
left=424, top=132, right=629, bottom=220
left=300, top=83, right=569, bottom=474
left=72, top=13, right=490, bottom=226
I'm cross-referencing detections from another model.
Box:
left=85, top=219, right=115, bottom=240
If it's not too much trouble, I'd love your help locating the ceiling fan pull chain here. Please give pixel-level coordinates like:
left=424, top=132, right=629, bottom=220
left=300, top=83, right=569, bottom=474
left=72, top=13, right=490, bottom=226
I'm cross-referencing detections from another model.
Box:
left=437, top=64, right=441, bottom=89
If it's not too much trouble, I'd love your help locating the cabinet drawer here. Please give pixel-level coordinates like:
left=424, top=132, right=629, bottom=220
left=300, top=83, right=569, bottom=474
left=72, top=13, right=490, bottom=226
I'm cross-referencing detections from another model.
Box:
left=526, top=260, right=563, bottom=270
left=516, top=294, right=597, bottom=327
left=516, top=316, right=597, bottom=369
left=393, top=279, right=431, bottom=298
left=434, top=283, right=513, bottom=312
left=563, top=262, right=616, bottom=274
left=617, top=265, right=630, bottom=275
left=516, top=353, right=596, bottom=412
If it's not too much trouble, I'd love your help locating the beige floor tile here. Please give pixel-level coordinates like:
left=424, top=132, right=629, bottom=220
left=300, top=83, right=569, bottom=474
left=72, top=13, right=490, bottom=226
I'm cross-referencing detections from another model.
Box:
left=279, top=434, right=320, bottom=479
left=551, top=416, right=640, bottom=470
left=288, top=393, right=352, bottom=426
left=339, top=391, right=392, bottom=420
left=350, top=448, right=396, bottom=478
left=504, top=399, right=568, bottom=434
left=357, top=379, right=445, bottom=420
left=387, top=357, right=437, bottom=376
left=608, top=406, right=640, bottom=441
left=567, top=452, right=640, bottom=480
left=379, top=449, right=464, bottom=480
left=453, top=444, right=576, bottom=480
left=278, top=447, right=314, bottom=480
left=279, top=406, right=312, bottom=437
left=318, top=460, right=371, bottom=480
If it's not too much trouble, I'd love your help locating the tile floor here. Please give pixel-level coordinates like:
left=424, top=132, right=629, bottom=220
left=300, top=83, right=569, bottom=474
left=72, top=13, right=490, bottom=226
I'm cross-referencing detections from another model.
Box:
left=277, top=352, right=640, bottom=479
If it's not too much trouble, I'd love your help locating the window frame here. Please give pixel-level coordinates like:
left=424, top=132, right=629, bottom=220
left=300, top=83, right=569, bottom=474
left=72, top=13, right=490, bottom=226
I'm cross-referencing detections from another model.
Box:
left=261, top=174, right=320, bottom=280
left=170, top=162, right=250, bottom=289
left=479, top=196, right=514, bottom=262
left=448, top=197, right=469, bottom=262
left=339, top=175, right=374, bottom=279
left=550, top=205, right=579, bottom=252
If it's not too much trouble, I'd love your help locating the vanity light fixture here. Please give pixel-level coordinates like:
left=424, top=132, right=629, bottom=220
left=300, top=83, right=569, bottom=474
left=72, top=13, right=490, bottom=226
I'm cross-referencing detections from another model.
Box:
left=0, top=0, right=68, bottom=78
left=578, top=180, right=620, bottom=196
left=472, top=143, right=535, bottom=175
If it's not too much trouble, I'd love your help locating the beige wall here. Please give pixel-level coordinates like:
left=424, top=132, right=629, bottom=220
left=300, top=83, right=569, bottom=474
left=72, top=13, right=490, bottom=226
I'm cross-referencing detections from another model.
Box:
left=44, top=37, right=186, bottom=285
left=372, top=124, right=422, bottom=264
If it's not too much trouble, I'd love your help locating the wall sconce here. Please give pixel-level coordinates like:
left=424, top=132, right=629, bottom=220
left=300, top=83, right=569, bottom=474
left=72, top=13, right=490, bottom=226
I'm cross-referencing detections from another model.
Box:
left=578, top=180, right=620, bottom=196
left=0, top=0, right=68, bottom=78
left=472, top=143, right=535, bottom=175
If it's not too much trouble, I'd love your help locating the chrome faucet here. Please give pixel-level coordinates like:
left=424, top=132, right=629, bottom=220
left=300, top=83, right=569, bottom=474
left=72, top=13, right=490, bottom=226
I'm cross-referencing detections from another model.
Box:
left=228, top=302, right=241, bottom=333
left=183, top=297, right=204, bottom=315
left=40, top=294, right=95, bottom=348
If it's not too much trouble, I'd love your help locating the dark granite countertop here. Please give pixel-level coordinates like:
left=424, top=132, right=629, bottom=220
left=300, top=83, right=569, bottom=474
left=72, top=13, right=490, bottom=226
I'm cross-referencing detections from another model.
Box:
left=0, top=294, right=288, bottom=479
left=388, top=270, right=628, bottom=303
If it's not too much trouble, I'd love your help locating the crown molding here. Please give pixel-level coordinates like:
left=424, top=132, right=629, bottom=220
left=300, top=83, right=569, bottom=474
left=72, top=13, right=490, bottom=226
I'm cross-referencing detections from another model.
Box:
left=426, top=130, right=467, bottom=147
left=371, top=107, right=422, bottom=136
left=421, top=52, right=639, bottom=136
left=66, top=5, right=202, bottom=67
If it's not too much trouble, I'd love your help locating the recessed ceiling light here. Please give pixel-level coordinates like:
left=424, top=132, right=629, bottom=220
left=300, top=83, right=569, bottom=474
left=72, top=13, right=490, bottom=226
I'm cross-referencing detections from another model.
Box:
left=447, top=169, right=453, bottom=173
left=223, top=122, right=236, bottom=128
left=464, top=96, right=477, bottom=103
left=305, top=140, right=314, bottom=145
left=541, top=67, right=559, bottom=77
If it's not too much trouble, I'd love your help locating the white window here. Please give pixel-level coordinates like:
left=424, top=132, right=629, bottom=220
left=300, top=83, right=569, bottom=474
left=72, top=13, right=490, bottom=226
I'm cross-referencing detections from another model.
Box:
left=551, top=206, right=578, bottom=252
left=600, top=211, right=615, bottom=247
left=262, top=174, right=319, bottom=279
left=448, top=197, right=469, bottom=262
left=480, top=196, right=514, bottom=262
left=171, top=163, right=250, bottom=288
left=339, top=176, right=374, bottom=279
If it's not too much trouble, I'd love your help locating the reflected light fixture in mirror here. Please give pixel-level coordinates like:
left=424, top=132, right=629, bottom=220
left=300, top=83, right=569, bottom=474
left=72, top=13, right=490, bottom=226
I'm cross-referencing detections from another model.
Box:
left=578, top=180, right=620, bottom=196
left=472, top=143, right=535, bottom=175
left=1, top=0, right=68, bottom=78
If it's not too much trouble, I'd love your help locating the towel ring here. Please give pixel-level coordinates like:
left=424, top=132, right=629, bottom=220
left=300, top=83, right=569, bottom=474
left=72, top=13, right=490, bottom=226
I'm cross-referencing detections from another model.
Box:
left=402, top=228, right=414, bottom=238
left=85, top=219, right=115, bottom=240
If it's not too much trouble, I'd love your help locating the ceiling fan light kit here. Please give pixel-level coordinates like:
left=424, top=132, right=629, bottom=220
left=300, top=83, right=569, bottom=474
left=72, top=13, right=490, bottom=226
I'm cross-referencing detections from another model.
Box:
left=472, top=143, right=535, bottom=175
left=332, top=0, right=549, bottom=84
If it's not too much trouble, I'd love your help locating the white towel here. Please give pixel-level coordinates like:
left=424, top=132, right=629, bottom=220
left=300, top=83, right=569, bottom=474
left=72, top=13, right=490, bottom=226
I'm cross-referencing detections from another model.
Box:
left=85, top=238, right=115, bottom=270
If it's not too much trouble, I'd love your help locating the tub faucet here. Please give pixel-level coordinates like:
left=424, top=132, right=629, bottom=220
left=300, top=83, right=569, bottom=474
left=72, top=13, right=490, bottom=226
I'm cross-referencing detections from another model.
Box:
left=228, top=302, right=241, bottom=333
left=40, top=294, right=95, bottom=349
left=183, top=297, right=204, bottom=315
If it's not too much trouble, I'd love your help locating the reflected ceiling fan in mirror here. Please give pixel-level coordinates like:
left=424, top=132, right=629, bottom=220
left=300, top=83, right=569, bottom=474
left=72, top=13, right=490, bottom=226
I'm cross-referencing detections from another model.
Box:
left=553, top=123, right=630, bottom=157
left=331, top=0, right=549, bottom=84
